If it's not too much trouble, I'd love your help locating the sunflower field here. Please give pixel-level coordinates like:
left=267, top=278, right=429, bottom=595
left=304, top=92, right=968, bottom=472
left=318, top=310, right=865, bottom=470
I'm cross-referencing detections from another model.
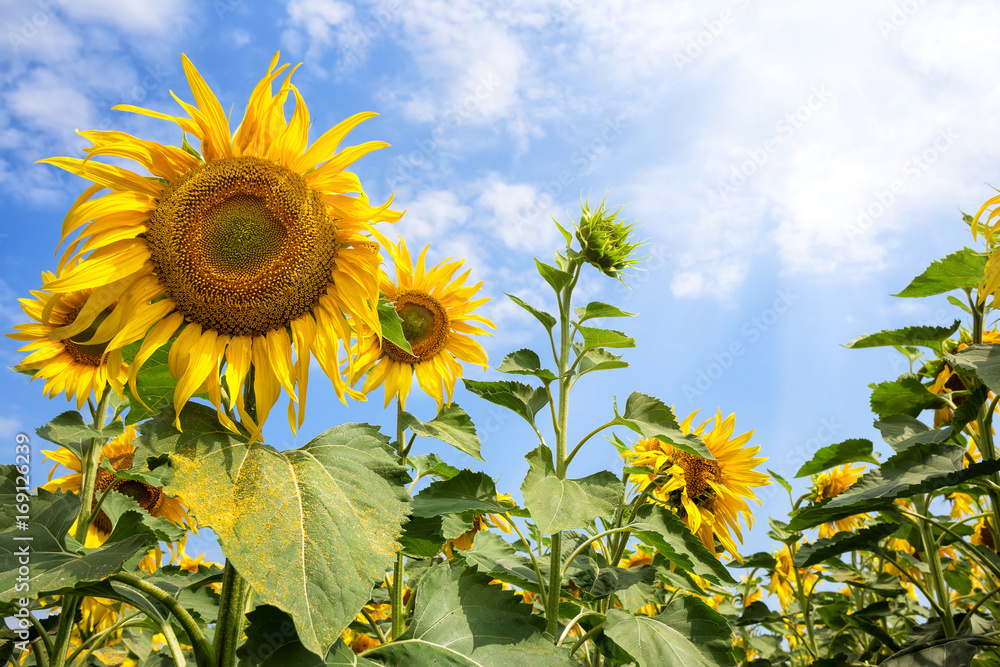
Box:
left=5, top=52, right=1000, bottom=667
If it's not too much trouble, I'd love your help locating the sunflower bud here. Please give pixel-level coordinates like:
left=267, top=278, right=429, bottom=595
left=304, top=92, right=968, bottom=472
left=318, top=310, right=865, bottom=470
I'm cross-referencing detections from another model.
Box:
left=573, top=198, right=642, bottom=280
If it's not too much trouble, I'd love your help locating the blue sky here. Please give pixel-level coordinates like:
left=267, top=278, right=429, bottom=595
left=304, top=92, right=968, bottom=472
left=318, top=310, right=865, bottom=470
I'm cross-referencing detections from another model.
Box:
left=1, top=0, right=999, bottom=564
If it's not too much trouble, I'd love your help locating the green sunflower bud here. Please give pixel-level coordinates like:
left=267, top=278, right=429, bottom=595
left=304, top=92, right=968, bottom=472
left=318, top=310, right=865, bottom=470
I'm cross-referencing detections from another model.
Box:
left=573, top=197, right=642, bottom=281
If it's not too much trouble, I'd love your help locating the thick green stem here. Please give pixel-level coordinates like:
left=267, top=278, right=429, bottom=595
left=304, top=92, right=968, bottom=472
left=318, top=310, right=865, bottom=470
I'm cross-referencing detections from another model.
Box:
left=916, top=495, right=956, bottom=637
left=214, top=562, right=251, bottom=667
left=788, top=541, right=819, bottom=658
left=392, top=399, right=408, bottom=640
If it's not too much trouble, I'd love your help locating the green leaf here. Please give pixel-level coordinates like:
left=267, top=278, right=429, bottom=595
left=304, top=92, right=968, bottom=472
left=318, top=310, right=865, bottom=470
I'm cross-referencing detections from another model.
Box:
left=870, top=375, right=946, bottom=418
left=577, top=347, right=629, bottom=376
left=0, top=490, right=150, bottom=603
left=553, top=218, right=574, bottom=247
left=377, top=299, right=412, bottom=355
left=874, top=415, right=952, bottom=452
left=398, top=515, right=447, bottom=558
left=768, top=469, right=792, bottom=495
left=574, top=302, right=637, bottom=322
left=946, top=344, right=1000, bottom=394
left=604, top=607, right=731, bottom=667
left=629, top=504, right=736, bottom=585
left=504, top=293, right=557, bottom=331
left=655, top=596, right=737, bottom=666
left=410, top=470, right=506, bottom=518
left=586, top=565, right=656, bottom=598
left=795, top=439, right=879, bottom=477
left=725, top=552, right=778, bottom=570
left=880, top=637, right=990, bottom=667
left=497, top=349, right=558, bottom=383
left=613, top=392, right=713, bottom=459
left=121, top=341, right=207, bottom=425
left=135, top=404, right=409, bottom=655
left=408, top=453, right=460, bottom=482
left=535, top=258, right=573, bottom=293
left=949, top=295, right=974, bottom=314
left=845, top=320, right=961, bottom=349
left=788, top=446, right=1000, bottom=531
left=36, top=411, right=125, bottom=458
left=577, top=325, right=636, bottom=350
left=366, top=562, right=575, bottom=665
left=893, top=248, right=987, bottom=298
left=462, top=379, right=548, bottom=426
left=460, top=531, right=542, bottom=593
left=521, top=445, right=621, bottom=534
left=238, top=604, right=355, bottom=667
left=793, top=523, right=900, bottom=568
left=400, top=404, right=484, bottom=462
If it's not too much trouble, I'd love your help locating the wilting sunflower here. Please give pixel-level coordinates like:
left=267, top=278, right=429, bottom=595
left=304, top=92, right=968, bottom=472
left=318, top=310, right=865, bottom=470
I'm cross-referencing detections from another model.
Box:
left=768, top=544, right=820, bottom=612
left=42, top=425, right=191, bottom=547
left=812, top=463, right=866, bottom=538
left=8, top=275, right=128, bottom=408
left=622, top=410, right=770, bottom=560
left=352, top=238, right=493, bottom=409
left=38, top=53, right=399, bottom=438
left=928, top=331, right=1000, bottom=434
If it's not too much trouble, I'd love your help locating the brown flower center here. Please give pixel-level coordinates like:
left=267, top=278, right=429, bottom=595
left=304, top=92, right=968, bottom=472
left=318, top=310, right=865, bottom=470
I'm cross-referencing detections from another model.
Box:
left=381, top=291, right=449, bottom=364
left=146, top=156, right=339, bottom=337
left=91, top=450, right=164, bottom=534
left=674, top=452, right=721, bottom=503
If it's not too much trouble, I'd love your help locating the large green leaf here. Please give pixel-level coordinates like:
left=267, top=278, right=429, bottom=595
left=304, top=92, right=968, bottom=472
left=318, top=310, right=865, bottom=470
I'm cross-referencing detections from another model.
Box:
left=629, top=504, right=736, bottom=585
left=845, top=320, right=960, bottom=349
left=462, top=379, right=548, bottom=427
left=574, top=302, right=637, bottom=322
left=793, top=523, right=900, bottom=568
left=505, top=293, right=556, bottom=331
left=521, top=445, right=621, bottom=534
left=238, top=605, right=374, bottom=667
left=0, top=489, right=150, bottom=603
left=400, top=404, right=483, bottom=462
left=604, top=606, right=731, bottom=667
left=460, top=531, right=542, bottom=593
left=365, top=562, right=575, bottom=665
left=870, top=375, right=946, bottom=418
left=576, top=325, right=636, bottom=350
left=946, top=344, right=1000, bottom=394
left=586, top=565, right=656, bottom=599
left=410, top=470, right=506, bottom=518
left=788, top=446, right=1000, bottom=530
left=135, top=404, right=409, bottom=655
left=880, top=637, right=992, bottom=667
left=613, top=392, right=713, bottom=459
left=36, top=411, right=124, bottom=458
left=874, top=415, right=952, bottom=452
left=795, top=439, right=878, bottom=477
left=497, top=349, right=558, bottom=383
left=656, top=596, right=736, bottom=666
left=893, top=248, right=987, bottom=298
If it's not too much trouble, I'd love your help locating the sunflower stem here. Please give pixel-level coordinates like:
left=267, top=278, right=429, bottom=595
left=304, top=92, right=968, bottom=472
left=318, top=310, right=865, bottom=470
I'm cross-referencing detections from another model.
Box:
left=50, top=385, right=113, bottom=667
left=391, top=399, right=408, bottom=641
left=214, top=561, right=251, bottom=667
left=916, top=494, right=957, bottom=637
left=546, top=261, right=581, bottom=637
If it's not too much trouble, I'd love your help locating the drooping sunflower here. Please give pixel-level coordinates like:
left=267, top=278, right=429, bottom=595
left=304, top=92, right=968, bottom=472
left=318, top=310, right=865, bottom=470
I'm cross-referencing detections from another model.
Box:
left=811, top=463, right=866, bottom=538
left=622, top=410, right=770, bottom=560
left=38, top=53, right=400, bottom=438
left=8, top=275, right=128, bottom=408
left=351, top=238, right=494, bottom=409
left=928, top=330, right=1000, bottom=436
left=767, top=544, right=820, bottom=612
left=41, top=425, right=191, bottom=547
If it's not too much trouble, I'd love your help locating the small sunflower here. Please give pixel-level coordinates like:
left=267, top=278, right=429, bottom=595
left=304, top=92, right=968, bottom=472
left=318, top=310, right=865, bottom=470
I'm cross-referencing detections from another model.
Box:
left=948, top=492, right=977, bottom=519
left=442, top=491, right=514, bottom=556
left=928, top=331, right=1000, bottom=431
left=8, top=276, right=128, bottom=408
left=38, top=53, right=400, bottom=438
left=812, top=463, right=866, bottom=538
left=41, top=425, right=192, bottom=547
left=768, top=544, right=820, bottom=612
left=352, top=238, right=494, bottom=409
left=622, top=410, right=770, bottom=560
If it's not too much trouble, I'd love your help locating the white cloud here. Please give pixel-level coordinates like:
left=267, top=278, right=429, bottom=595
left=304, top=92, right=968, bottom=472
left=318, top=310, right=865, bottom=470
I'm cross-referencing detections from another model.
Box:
left=474, top=173, right=560, bottom=254
left=0, top=416, right=23, bottom=439
left=282, top=0, right=356, bottom=67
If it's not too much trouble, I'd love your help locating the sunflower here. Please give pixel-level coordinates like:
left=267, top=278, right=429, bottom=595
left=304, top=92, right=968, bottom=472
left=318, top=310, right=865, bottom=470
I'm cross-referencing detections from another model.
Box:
left=622, top=410, right=770, bottom=560
left=928, top=330, right=1000, bottom=431
left=948, top=491, right=977, bottom=519
left=352, top=238, right=493, bottom=409
left=38, top=53, right=400, bottom=439
left=442, top=491, right=514, bottom=556
left=767, top=544, right=819, bottom=612
left=41, top=425, right=191, bottom=547
left=8, top=276, right=128, bottom=408
left=811, top=463, right=867, bottom=539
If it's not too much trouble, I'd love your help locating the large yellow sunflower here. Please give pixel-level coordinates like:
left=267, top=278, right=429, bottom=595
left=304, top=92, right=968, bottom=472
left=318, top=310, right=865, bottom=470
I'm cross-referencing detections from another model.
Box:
left=351, top=238, right=494, bottom=409
left=623, top=410, right=770, bottom=560
left=8, top=275, right=127, bottom=408
left=812, top=463, right=866, bottom=538
left=41, top=425, right=192, bottom=547
left=38, top=53, right=400, bottom=438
